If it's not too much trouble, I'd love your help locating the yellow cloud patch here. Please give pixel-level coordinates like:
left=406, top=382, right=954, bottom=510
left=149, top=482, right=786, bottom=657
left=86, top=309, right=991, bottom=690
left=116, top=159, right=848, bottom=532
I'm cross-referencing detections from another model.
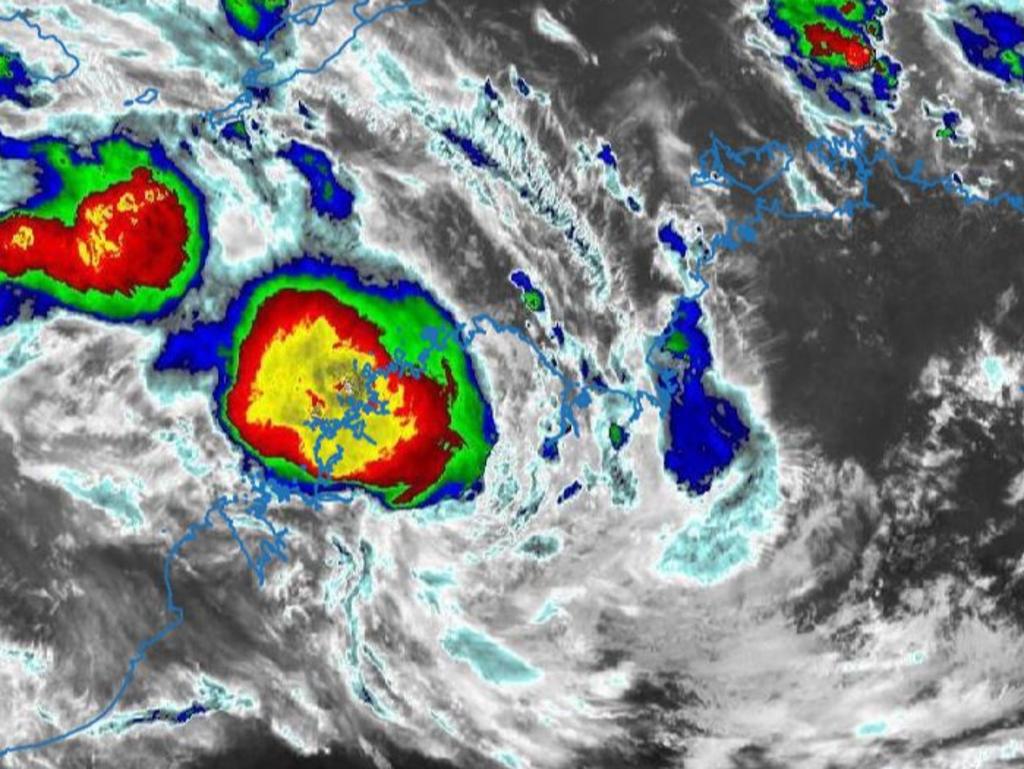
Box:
left=246, top=315, right=417, bottom=477
left=10, top=225, right=33, bottom=250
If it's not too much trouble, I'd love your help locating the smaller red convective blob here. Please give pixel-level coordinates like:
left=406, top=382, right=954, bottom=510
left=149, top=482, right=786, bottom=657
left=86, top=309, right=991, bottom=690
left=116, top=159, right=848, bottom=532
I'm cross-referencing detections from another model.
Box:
left=805, top=23, right=873, bottom=70
left=0, top=168, right=189, bottom=294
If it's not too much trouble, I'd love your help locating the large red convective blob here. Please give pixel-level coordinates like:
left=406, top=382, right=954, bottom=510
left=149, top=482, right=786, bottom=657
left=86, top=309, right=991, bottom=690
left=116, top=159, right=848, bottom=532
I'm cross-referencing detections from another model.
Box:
left=804, top=22, right=873, bottom=70
left=0, top=168, right=190, bottom=294
left=226, top=289, right=463, bottom=500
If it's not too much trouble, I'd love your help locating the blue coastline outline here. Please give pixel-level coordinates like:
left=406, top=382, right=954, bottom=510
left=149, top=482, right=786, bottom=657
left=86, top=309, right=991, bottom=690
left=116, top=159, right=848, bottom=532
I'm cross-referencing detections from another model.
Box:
left=0, top=10, right=80, bottom=84
left=683, top=128, right=1024, bottom=299
left=154, top=255, right=498, bottom=507
left=6, top=0, right=1024, bottom=745
left=204, top=0, right=428, bottom=127
left=0, top=475, right=304, bottom=759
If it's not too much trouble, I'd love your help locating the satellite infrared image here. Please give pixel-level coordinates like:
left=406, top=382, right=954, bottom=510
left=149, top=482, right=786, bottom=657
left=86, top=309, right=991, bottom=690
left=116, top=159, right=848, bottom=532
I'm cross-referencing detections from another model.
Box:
left=1, top=1, right=1024, bottom=768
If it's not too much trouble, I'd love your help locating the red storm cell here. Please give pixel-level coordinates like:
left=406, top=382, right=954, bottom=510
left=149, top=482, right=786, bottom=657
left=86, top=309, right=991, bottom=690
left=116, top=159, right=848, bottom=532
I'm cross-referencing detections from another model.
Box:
left=805, top=23, right=873, bottom=70
left=0, top=168, right=189, bottom=295
left=225, top=289, right=464, bottom=503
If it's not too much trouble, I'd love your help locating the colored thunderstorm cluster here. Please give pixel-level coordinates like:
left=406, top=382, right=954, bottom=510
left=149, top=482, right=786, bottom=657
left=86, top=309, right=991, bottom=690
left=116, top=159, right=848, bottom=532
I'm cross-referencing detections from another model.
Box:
left=509, top=270, right=545, bottom=313
left=221, top=0, right=291, bottom=43
left=954, top=5, right=1024, bottom=83
left=0, top=135, right=207, bottom=319
left=649, top=299, right=750, bottom=496
left=765, top=0, right=901, bottom=114
left=278, top=141, right=355, bottom=221
left=0, top=46, right=32, bottom=107
left=156, top=259, right=497, bottom=509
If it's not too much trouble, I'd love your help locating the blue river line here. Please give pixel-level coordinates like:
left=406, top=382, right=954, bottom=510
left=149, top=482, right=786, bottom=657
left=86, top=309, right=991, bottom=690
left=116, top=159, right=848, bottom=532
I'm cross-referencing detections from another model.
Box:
left=461, top=313, right=661, bottom=457
left=0, top=303, right=718, bottom=758
left=0, top=494, right=234, bottom=759
left=0, top=472, right=331, bottom=759
left=0, top=10, right=80, bottom=83
left=6, top=15, right=1024, bottom=748
left=0, top=333, right=454, bottom=757
left=204, top=0, right=428, bottom=127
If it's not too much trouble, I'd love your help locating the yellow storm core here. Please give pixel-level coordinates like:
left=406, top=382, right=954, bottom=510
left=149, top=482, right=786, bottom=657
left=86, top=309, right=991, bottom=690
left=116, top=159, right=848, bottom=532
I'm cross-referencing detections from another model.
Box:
left=245, top=315, right=417, bottom=477
left=76, top=203, right=124, bottom=269
left=11, top=225, right=34, bottom=250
